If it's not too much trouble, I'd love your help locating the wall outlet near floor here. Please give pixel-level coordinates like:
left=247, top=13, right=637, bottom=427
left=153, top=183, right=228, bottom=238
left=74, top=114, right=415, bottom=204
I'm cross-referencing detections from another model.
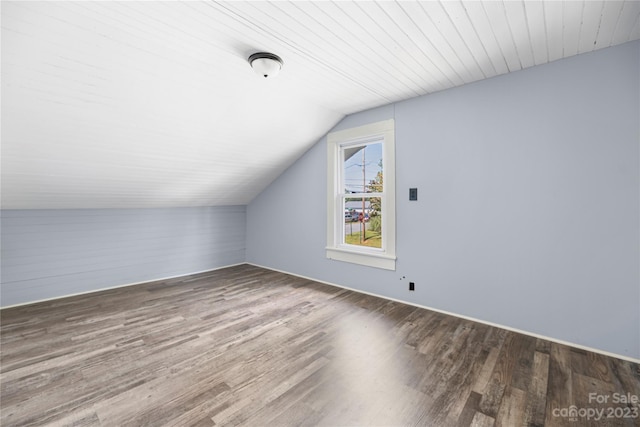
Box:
left=409, top=282, right=415, bottom=291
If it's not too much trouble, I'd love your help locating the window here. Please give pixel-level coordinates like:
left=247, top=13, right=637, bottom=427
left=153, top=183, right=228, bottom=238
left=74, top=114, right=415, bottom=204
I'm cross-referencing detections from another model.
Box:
left=326, top=119, right=396, bottom=270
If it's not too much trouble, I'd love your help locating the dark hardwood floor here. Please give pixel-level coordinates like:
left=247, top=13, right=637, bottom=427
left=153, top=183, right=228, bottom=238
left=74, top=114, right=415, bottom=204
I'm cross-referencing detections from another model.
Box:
left=1, top=264, right=638, bottom=426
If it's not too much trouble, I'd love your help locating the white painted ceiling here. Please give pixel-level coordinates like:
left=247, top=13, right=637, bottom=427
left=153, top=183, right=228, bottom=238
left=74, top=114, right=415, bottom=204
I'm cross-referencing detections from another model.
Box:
left=2, top=1, right=639, bottom=209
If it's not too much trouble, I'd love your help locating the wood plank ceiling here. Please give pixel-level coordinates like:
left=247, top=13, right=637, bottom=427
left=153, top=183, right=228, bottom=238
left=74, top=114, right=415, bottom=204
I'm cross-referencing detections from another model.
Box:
left=2, top=1, right=639, bottom=209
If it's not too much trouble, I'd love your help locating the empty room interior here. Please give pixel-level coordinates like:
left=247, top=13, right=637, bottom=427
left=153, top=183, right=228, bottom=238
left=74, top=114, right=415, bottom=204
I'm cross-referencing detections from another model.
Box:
left=1, top=1, right=639, bottom=426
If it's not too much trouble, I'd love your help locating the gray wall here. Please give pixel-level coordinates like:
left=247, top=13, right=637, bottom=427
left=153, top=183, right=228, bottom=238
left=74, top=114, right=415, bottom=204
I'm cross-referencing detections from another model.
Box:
left=247, top=41, right=640, bottom=359
left=1, top=206, right=246, bottom=307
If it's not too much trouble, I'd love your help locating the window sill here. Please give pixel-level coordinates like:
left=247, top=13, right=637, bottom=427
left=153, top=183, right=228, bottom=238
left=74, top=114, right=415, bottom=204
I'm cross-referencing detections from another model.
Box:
left=326, top=247, right=396, bottom=270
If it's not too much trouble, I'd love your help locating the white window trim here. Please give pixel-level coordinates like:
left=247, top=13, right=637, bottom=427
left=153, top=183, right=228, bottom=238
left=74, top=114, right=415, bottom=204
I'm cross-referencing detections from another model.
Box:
left=326, top=119, right=396, bottom=270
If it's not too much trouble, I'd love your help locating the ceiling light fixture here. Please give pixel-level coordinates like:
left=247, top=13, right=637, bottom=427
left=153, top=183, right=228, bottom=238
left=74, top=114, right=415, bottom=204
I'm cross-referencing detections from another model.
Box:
left=248, top=52, right=283, bottom=78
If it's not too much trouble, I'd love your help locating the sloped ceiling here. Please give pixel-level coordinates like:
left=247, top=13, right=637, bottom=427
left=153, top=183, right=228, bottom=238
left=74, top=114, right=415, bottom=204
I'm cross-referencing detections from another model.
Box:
left=2, top=1, right=638, bottom=209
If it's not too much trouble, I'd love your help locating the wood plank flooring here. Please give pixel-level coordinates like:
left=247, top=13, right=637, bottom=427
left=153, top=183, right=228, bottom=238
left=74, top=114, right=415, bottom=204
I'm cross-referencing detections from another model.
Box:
left=1, top=264, right=639, bottom=426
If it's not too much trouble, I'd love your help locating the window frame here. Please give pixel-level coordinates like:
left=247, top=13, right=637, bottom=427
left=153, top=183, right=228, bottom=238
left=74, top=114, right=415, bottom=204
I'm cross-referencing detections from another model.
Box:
left=326, top=119, right=396, bottom=270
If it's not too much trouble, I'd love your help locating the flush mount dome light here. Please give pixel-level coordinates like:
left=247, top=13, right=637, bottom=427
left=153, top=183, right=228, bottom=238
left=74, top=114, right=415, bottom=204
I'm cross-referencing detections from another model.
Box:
left=248, top=52, right=283, bottom=78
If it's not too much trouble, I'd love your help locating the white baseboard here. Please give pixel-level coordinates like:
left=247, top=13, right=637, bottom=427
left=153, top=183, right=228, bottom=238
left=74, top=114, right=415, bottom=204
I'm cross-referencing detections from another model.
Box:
left=0, top=263, right=246, bottom=310
left=247, top=262, right=640, bottom=364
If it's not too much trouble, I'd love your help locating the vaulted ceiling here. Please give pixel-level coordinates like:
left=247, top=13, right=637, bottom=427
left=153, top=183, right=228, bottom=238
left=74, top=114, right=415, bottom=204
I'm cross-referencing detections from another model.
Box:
left=2, top=1, right=639, bottom=209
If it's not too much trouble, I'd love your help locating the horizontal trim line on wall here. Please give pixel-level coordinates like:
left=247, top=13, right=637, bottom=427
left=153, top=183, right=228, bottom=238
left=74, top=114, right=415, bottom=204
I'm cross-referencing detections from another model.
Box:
left=247, top=263, right=640, bottom=365
left=0, top=263, right=245, bottom=310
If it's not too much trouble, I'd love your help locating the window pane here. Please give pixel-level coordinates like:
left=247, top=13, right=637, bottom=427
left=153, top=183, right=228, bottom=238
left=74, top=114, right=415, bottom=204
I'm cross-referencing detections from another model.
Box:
left=344, top=197, right=381, bottom=249
left=343, top=142, right=383, bottom=194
